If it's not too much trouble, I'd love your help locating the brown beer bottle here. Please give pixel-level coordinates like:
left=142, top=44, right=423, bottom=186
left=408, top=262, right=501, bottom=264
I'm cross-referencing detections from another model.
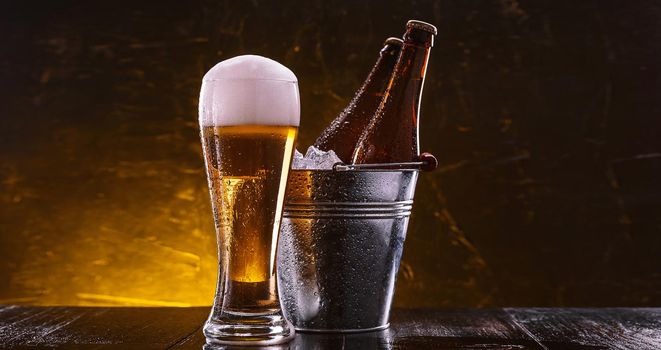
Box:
left=313, top=37, right=404, bottom=162
left=351, top=20, right=436, bottom=164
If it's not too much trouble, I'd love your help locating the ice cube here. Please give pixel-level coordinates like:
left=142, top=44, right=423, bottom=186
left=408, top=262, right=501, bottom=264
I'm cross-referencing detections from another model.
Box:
left=292, top=146, right=343, bottom=170
left=294, top=149, right=304, bottom=160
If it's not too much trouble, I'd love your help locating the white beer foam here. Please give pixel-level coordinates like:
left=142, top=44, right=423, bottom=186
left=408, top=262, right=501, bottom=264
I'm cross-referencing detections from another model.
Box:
left=199, top=55, right=300, bottom=127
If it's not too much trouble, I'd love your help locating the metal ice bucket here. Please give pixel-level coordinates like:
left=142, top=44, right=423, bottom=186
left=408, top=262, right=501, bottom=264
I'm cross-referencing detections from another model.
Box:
left=277, top=168, right=418, bottom=332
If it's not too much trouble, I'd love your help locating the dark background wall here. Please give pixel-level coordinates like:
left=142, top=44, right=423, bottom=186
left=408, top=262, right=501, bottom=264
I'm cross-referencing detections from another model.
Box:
left=1, top=0, right=660, bottom=307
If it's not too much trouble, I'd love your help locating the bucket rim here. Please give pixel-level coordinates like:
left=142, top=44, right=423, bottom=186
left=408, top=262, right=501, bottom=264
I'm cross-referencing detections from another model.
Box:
left=289, top=168, right=420, bottom=174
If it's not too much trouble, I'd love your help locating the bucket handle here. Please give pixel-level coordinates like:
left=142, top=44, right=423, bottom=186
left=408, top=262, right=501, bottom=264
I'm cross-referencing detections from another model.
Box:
left=333, top=152, right=438, bottom=172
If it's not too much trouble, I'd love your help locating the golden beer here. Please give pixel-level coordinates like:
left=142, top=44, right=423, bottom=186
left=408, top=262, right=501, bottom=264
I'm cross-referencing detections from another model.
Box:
left=201, top=125, right=296, bottom=313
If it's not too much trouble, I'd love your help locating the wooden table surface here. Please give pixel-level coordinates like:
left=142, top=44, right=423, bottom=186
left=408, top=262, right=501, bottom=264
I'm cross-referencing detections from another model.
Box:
left=0, top=306, right=659, bottom=349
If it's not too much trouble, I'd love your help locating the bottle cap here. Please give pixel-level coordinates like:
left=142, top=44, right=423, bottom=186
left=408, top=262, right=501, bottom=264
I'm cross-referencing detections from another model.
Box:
left=406, top=20, right=437, bottom=36
left=384, top=37, right=404, bottom=46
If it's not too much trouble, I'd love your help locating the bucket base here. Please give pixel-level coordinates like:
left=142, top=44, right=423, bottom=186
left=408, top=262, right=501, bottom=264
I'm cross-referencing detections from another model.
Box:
left=294, top=323, right=389, bottom=334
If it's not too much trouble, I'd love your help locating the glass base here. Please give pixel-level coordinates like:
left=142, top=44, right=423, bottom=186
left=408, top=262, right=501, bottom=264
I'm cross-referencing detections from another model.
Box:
left=204, top=311, right=295, bottom=346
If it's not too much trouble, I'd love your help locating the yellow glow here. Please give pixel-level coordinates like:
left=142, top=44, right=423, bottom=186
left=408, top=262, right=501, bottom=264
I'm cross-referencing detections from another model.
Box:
left=1, top=169, right=219, bottom=307
left=75, top=293, right=191, bottom=307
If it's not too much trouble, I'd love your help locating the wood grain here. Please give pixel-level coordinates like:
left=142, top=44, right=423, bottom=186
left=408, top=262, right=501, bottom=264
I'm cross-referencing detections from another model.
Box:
left=2, top=306, right=659, bottom=349
left=507, top=308, right=661, bottom=350
left=0, top=305, right=208, bottom=349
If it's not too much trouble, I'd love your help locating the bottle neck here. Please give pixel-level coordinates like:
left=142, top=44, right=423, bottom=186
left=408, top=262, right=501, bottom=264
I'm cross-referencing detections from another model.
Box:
left=360, top=40, right=431, bottom=162
left=365, top=46, right=401, bottom=94
left=374, top=45, right=400, bottom=77
left=394, top=42, right=431, bottom=87
left=379, top=40, right=431, bottom=133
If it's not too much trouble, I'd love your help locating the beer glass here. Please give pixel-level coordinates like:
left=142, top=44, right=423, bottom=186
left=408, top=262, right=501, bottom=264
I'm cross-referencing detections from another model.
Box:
left=198, top=55, right=299, bottom=345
